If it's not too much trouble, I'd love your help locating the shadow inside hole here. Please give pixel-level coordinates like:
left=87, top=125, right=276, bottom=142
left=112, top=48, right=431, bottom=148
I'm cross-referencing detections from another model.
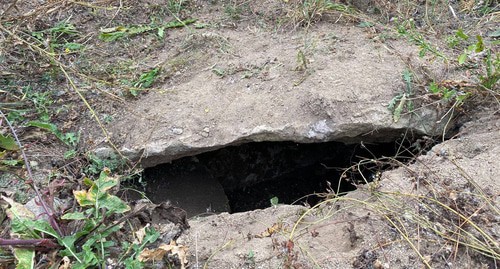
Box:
left=142, top=136, right=435, bottom=217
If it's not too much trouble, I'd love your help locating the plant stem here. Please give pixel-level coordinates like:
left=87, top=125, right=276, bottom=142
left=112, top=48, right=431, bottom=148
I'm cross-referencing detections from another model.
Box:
left=0, top=109, right=63, bottom=237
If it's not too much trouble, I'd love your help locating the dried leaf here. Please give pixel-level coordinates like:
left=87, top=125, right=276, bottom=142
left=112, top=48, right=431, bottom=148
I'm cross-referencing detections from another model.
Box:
left=255, top=223, right=283, bottom=238
left=160, top=241, right=189, bottom=269
left=138, top=247, right=167, bottom=262
left=134, top=224, right=150, bottom=244
left=139, top=240, right=189, bottom=269
left=59, top=256, right=71, bottom=269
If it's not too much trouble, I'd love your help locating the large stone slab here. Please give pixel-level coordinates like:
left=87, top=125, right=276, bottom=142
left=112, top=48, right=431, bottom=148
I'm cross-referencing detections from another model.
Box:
left=105, top=24, right=446, bottom=167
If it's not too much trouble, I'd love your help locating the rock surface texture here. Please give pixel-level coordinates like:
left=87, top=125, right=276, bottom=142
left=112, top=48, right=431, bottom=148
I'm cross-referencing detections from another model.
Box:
left=105, top=24, right=447, bottom=167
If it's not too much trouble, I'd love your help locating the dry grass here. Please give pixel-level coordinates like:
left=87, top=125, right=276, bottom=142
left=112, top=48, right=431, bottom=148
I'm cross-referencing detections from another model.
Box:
left=287, top=149, right=499, bottom=268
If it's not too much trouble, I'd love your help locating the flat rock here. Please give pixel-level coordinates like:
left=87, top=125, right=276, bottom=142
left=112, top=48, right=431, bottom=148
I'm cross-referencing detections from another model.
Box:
left=106, top=24, right=447, bottom=167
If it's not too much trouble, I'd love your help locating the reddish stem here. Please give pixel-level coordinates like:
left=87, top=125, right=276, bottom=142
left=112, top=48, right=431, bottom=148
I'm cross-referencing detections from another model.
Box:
left=0, top=110, right=63, bottom=237
left=0, top=238, right=60, bottom=250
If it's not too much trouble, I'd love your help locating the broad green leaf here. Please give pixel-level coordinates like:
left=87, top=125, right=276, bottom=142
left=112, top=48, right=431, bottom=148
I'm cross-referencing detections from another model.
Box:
left=443, top=89, right=457, bottom=100
left=30, top=219, right=59, bottom=238
left=10, top=218, right=58, bottom=239
left=64, top=149, right=77, bottom=159
left=59, top=235, right=83, bottom=264
left=143, top=226, right=161, bottom=244
left=99, top=31, right=127, bottom=42
left=489, top=29, right=500, bottom=38
left=10, top=219, right=40, bottom=239
left=458, top=52, right=467, bottom=65
left=63, top=42, right=84, bottom=51
left=82, top=177, right=94, bottom=186
left=61, top=211, right=87, bottom=220
left=98, top=26, right=128, bottom=41
left=157, top=27, right=165, bottom=38
left=73, top=220, right=98, bottom=239
left=63, top=132, right=78, bottom=147
left=481, top=73, right=499, bottom=90
left=13, top=248, right=35, bottom=269
left=402, top=70, right=412, bottom=83
left=97, top=225, right=121, bottom=239
left=402, top=70, right=413, bottom=94
left=123, top=258, right=143, bottom=269
left=418, top=47, right=427, bottom=57
left=26, top=121, right=61, bottom=138
left=95, top=170, right=118, bottom=192
left=74, top=171, right=127, bottom=213
left=164, top=18, right=196, bottom=28
left=129, top=88, right=139, bottom=97
left=100, top=195, right=130, bottom=214
left=81, top=239, right=99, bottom=266
left=99, top=19, right=195, bottom=42
left=0, top=133, right=19, bottom=150
left=26, top=121, right=73, bottom=146
left=99, top=26, right=128, bottom=33
left=456, top=93, right=470, bottom=106
left=133, top=68, right=159, bottom=88
left=128, top=25, right=154, bottom=35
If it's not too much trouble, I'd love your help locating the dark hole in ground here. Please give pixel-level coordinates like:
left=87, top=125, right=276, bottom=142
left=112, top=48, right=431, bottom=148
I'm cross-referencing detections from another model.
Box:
left=142, top=135, right=436, bottom=217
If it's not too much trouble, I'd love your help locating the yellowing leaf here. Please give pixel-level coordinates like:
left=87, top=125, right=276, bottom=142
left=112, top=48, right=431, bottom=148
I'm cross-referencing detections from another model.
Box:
left=13, top=248, right=35, bottom=269
left=1, top=196, right=35, bottom=220
left=73, top=190, right=95, bottom=206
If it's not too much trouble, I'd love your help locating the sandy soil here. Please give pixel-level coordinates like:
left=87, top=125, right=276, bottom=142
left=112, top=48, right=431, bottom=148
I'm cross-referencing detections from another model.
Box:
left=0, top=1, right=498, bottom=268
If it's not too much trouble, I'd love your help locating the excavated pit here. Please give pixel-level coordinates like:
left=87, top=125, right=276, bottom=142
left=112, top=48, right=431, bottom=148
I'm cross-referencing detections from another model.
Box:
left=141, top=133, right=437, bottom=217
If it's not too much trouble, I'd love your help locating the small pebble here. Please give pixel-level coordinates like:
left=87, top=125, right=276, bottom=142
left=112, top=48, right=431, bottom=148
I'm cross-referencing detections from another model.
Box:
left=171, top=127, right=183, bottom=135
